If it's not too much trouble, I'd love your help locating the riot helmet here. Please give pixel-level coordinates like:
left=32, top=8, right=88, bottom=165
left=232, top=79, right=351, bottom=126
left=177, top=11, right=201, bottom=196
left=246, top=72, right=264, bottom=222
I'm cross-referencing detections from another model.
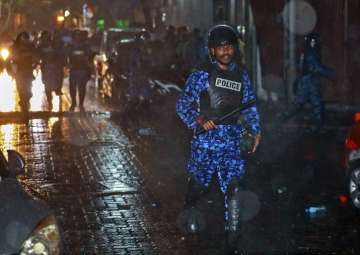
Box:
left=208, top=24, right=238, bottom=49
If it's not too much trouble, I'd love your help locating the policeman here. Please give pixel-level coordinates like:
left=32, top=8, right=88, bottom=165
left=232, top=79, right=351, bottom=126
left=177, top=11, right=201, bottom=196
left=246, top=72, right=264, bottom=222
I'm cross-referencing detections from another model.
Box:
left=125, top=32, right=153, bottom=115
left=277, top=32, right=332, bottom=131
left=67, top=30, right=93, bottom=112
left=9, top=31, right=37, bottom=112
left=37, top=30, right=66, bottom=110
left=176, top=24, right=261, bottom=249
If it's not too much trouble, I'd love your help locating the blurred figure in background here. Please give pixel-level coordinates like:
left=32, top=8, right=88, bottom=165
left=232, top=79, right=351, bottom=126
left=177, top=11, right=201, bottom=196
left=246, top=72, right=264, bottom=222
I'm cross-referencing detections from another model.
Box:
left=37, top=30, right=66, bottom=110
left=9, top=31, right=37, bottom=112
left=175, top=26, right=190, bottom=72
left=124, top=32, right=153, bottom=118
left=66, top=30, right=93, bottom=112
left=183, top=28, right=206, bottom=74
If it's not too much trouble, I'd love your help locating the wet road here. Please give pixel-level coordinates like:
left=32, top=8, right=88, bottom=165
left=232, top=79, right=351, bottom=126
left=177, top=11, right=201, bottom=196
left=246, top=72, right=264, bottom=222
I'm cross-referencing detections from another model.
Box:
left=1, top=71, right=360, bottom=254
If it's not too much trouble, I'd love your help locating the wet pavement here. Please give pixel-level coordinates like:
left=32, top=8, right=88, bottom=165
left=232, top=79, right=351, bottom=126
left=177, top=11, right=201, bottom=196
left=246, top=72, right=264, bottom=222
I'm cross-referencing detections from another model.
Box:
left=1, top=117, right=157, bottom=254
left=1, top=71, right=360, bottom=254
left=0, top=72, right=158, bottom=254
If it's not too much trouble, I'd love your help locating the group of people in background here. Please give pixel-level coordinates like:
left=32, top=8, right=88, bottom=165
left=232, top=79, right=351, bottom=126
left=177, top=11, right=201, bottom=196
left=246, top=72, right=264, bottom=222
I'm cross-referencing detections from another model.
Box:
left=4, top=24, right=208, bottom=114
left=4, top=28, right=94, bottom=112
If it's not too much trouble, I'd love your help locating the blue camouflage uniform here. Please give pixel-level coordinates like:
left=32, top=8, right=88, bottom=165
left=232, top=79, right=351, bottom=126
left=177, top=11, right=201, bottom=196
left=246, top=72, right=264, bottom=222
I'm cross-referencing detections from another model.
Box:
left=292, top=47, right=332, bottom=124
left=279, top=43, right=332, bottom=128
left=176, top=61, right=261, bottom=194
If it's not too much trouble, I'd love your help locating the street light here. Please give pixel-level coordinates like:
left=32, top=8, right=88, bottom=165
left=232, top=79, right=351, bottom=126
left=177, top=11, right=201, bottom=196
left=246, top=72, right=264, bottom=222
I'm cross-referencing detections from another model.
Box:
left=64, top=10, right=70, bottom=17
left=56, top=15, right=65, bottom=23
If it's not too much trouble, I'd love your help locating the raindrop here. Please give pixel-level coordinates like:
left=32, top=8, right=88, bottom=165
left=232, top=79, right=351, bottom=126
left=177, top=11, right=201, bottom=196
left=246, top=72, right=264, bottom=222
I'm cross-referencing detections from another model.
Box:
left=277, top=186, right=288, bottom=195
left=282, top=0, right=317, bottom=35
left=177, top=207, right=206, bottom=234
left=263, top=74, right=284, bottom=94
left=235, top=190, right=261, bottom=222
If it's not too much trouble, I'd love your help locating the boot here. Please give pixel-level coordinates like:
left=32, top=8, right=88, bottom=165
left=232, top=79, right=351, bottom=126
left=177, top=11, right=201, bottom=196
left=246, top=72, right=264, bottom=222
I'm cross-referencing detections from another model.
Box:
left=182, top=177, right=206, bottom=235
left=226, top=187, right=242, bottom=252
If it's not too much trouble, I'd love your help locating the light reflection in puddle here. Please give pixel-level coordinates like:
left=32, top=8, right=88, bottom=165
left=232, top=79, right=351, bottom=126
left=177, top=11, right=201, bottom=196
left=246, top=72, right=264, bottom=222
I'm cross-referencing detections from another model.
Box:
left=0, top=124, right=15, bottom=150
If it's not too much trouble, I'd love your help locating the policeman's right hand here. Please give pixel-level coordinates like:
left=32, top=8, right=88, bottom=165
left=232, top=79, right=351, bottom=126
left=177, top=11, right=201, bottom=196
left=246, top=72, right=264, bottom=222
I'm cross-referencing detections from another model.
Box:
left=196, top=117, right=217, bottom=131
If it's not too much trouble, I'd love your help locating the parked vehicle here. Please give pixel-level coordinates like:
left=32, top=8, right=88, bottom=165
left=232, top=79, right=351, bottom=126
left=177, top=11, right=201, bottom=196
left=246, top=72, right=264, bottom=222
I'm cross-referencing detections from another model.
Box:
left=0, top=150, right=62, bottom=254
left=344, top=112, right=360, bottom=209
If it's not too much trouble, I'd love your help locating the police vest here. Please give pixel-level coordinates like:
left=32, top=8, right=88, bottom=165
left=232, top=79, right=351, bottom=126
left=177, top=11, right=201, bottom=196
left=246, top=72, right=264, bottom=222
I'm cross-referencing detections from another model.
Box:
left=199, top=63, right=244, bottom=125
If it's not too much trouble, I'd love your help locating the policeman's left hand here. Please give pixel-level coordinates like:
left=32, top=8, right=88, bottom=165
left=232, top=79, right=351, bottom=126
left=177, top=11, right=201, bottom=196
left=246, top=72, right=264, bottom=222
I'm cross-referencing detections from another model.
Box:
left=249, top=134, right=261, bottom=154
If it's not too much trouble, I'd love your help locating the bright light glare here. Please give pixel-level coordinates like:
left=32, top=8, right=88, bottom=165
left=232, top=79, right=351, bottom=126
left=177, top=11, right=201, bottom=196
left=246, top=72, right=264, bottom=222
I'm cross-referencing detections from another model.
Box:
left=64, top=10, right=70, bottom=17
left=31, top=70, right=61, bottom=112
left=0, top=70, right=17, bottom=112
left=30, top=70, right=45, bottom=112
left=1, top=48, right=10, bottom=61
left=57, top=16, right=65, bottom=23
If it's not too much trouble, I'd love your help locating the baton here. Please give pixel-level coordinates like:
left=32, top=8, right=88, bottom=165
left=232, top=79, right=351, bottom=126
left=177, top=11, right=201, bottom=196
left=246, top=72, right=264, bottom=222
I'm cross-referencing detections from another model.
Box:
left=195, top=99, right=256, bottom=135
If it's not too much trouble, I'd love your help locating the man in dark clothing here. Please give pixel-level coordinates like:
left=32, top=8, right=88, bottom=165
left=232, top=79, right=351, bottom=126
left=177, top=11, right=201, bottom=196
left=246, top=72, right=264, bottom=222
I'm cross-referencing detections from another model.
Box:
left=37, top=30, right=66, bottom=110
left=66, top=30, right=93, bottom=112
left=9, top=31, right=37, bottom=112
